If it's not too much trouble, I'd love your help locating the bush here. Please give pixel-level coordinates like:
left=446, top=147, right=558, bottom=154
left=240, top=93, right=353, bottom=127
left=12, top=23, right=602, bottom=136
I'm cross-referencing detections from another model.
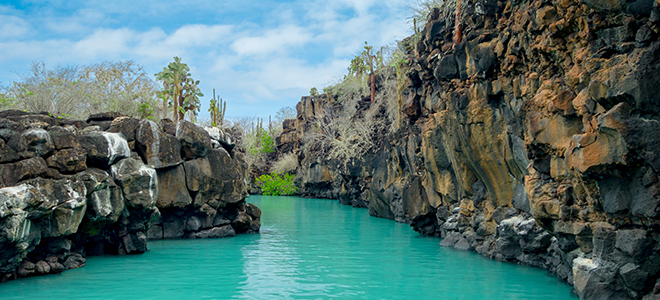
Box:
left=256, top=172, right=298, bottom=196
left=270, top=153, right=299, bottom=174
left=8, top=61, right=164, bottom=120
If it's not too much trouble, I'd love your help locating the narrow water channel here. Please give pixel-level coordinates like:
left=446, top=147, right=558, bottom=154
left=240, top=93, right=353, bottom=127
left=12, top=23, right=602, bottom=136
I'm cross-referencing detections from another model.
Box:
left=0, top=196, right=576, bottom=299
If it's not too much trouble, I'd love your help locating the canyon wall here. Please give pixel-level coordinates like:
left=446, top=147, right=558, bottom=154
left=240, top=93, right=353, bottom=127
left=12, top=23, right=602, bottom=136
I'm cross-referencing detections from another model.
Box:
left=0, top=111, right=260, bottom=282
left=277, top=0, right=660, bottom=299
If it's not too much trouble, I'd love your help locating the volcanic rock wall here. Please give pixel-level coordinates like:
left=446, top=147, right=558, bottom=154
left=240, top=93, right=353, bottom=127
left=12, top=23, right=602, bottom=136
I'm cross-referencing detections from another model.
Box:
left=0, top=111, right=260, bottom=282
left=277, top=0, right=660, bottom=299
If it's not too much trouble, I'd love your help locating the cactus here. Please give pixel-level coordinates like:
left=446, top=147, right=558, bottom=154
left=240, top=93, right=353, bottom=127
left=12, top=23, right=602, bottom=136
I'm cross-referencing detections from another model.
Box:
left=155, top=57, right=203, bottom=121
left=208, top=88, right=226, bottom=127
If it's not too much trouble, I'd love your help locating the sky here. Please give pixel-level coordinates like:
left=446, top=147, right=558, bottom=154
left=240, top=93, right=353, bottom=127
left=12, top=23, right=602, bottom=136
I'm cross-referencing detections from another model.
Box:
left=0, top=0, right=413, bottom=121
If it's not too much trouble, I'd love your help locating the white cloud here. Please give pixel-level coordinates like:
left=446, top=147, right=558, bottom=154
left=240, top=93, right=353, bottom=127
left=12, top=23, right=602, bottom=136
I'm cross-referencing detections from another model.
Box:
left=231, top=25, right=312, bottom=56
left=0, top=15, right=31, bottom=39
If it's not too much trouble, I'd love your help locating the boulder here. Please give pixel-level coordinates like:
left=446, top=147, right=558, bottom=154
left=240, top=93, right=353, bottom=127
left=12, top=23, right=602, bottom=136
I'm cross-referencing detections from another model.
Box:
left=183, top=148, right=246, bottom=207
left=77, top=168, right=124, bottom=223
left=46, top=148, right=87, bottom=174
left=135, top=120, right=182, bottom=169
left=0, top=183, right=51, bottom=219
left=107, top=117, right=139, bottom=142
left=47, top=126, right=79, bottom=150
left=118, top=232, right=147, bottom=254
left=35, top=260, right=50, bottom=274
left=110, top=158, right=158, bottom=208
left=8, top=128, right=54, bottom=159
left=176, top=120, right=212, bottom=159
left=163, top=218, right=185, bottom=239
left=573, top=257, right=625, bottom=300
left=79, top=132, right=130, bottom=168
left=189, top=225, right=235, bottom=238
left=62, top=253, right=85, bottom=269
left=40, top=196, right=87, bottom=238
left=203, top=126, right=235, bottom=154
left=0, top=157, right=50, bottom=188
left=155, top=165, right=192, bottom=208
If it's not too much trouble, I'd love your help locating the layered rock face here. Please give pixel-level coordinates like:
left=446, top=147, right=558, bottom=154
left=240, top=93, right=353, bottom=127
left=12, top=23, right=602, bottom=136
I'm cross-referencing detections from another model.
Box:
left=278, top=1, right=660, bottom=299
left=0, top=111, right=260, bottom=282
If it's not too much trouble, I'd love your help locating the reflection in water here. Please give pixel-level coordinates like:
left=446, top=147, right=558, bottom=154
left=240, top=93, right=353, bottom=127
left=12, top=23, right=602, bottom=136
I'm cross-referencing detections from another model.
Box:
left=0, top=195, right=576, bottom=300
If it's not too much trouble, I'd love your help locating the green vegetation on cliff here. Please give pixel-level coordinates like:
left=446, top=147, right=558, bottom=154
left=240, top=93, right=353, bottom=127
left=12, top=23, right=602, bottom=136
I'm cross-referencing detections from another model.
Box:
left=256, top=172, right=298, bottom=196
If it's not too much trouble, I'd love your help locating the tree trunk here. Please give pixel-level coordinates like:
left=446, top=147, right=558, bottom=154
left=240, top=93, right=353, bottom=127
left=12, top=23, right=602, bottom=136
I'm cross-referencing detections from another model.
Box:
left=173, top=86, right=179, bottom=121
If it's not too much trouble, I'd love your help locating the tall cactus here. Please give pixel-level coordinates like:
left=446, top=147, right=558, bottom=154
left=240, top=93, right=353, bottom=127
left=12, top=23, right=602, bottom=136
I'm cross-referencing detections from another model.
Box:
left=208, top=88, right=226, bottom=127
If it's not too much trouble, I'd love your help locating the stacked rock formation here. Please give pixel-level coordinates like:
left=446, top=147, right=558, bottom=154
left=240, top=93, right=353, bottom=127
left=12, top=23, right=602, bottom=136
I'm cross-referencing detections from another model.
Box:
left=277, top=0, right=660, bottom=299
left=0, top=111, right=260, bottom=282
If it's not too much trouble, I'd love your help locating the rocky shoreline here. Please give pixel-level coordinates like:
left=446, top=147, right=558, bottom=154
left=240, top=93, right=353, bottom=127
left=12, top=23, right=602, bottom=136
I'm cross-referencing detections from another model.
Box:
left=0, top=111, right=260, bottom=282
left=276, top=1, right=660, bottom=299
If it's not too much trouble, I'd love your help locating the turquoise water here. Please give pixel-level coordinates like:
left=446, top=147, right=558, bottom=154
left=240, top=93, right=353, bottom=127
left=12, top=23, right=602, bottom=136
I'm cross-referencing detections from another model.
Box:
left=0, top=196, right=576, bottom=299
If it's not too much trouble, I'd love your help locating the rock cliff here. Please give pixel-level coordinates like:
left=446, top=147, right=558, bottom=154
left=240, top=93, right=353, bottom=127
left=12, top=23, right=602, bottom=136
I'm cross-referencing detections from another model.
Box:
left=0, top=111, right=260, bottom=282
left=277, top=0, right=660, bottom=299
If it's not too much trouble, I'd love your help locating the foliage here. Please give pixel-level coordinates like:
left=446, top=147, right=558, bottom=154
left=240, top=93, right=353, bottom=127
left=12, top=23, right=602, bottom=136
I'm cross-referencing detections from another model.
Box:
left=270, top=152, right=299, bottom=174
left=209, top=88, right=226, bottom=127
left=302, top=106, right=378, bottom=165
left=8, top=61, right=162, bottom=120
left=154, top=56, right=204, bottom=122
left=310, top=87, right=319, bottom=96
left=0, top=88, right=15, bottom=110
left=256, top=172, right=298, bottom=196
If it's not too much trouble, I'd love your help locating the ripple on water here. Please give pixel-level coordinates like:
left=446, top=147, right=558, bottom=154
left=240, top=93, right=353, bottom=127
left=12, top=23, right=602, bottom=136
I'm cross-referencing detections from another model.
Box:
left=0, top=195, right=576, bottom=300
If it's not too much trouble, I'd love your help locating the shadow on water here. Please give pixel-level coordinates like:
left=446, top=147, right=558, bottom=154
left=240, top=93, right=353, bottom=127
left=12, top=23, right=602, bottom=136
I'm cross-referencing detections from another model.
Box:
left=0, top=195, right=577, bottom=299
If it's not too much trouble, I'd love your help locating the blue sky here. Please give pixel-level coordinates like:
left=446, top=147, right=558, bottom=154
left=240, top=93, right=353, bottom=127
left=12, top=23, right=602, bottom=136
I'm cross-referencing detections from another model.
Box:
left=0, top=0, right=412, bottom=120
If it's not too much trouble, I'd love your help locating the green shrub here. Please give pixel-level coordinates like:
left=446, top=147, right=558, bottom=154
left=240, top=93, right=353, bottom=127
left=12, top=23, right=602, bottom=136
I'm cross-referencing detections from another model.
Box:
left=256, top=172, right=298, bottom=196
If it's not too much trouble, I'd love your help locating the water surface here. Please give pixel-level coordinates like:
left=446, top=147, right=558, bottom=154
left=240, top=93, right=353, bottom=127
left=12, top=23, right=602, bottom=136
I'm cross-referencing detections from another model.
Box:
left=0, top=196, right=576, bottom=299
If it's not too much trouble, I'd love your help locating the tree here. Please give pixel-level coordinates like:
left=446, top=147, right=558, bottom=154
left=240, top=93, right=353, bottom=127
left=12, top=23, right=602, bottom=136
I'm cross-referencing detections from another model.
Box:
left=155, top=57, right=204, bottom=122
left=9, top=61, right=160, bottom=120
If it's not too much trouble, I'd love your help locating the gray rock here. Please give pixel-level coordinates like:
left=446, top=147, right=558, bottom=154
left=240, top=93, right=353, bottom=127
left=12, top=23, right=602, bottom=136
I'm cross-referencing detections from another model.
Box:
left=573, top=257, right=623, bottom=300
left=598, top=177, right=632, bottom=214
left=78, top=168, right=124, bottom=223
left=593, top=223, right=616, bottom=259
left=155, top=164, right=192, bottom=208
left=119, top=232, right=147, bottom=254
left=439, top=231, right=462, bottom=248
left=616, top=229, right=649, bottom=261
left=512, top=183, right=530, bottom=213
left=45, top=148, right=87, bottom=174
left=471, top=181, right=487, bottom=206
left=62, top=253, right=85, bottom=270
left=185, top=216, right=202, bottom=232
left=163, top=219, right=185, bottom=239
left=111, top=158, right=158, bottom=208
left=135, top=120, right=182, bottom=169
left=8, top=128, right=54, bottom=159
left=176, top=120, right=212, bottom=159
left=147, top=224, right=163, bottom=240
left=35, top=260, right=50, bottom=274
left=183, top=149, right=246, bottom=207
left=189, top=225, right=235, bottom=238
left=17, top=261, right=35, bottom=277
left=79, top=132, right=130, bottom=168
left=620, top=262, right=648, bottom=291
